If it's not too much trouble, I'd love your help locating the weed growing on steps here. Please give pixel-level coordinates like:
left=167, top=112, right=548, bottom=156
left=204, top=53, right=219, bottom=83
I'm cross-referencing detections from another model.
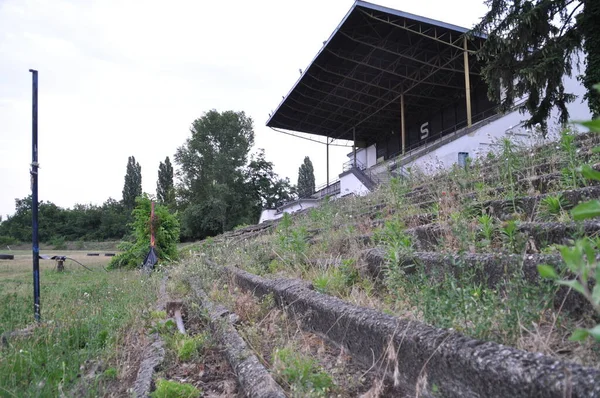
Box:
left=273, top=347, right=334, bottom=397
left=387, top=176, right=412, bottom=210
left=150, top=378, right=201, bottom=398
left=559, top=128, right=584, bottom=189
left=175, top=333, right=209, bottom=362
left=500, top=220, right=526, bottom=253
left=313, top=259, right=360, bottom=297
left=307, top=197, right=337, bottom=230
left=373, top=218, right=414, bottom=269
left=499, top=137, right=524, bottom=204
left=539, top=193, right=571, bottom=221
left=477, top=213, right=497, bottom=248
left=276, top=213, right=308, bottom=267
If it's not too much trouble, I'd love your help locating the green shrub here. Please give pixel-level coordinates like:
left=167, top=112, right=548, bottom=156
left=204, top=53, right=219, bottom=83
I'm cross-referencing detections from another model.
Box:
left=109, top=196, right=180, bottom=269
left=150, top=379, right=201, bottom=398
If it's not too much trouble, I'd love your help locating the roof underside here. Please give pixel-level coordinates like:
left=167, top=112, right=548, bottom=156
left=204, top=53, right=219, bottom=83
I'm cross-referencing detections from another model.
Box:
left=266, top=1, right=487, bottom=143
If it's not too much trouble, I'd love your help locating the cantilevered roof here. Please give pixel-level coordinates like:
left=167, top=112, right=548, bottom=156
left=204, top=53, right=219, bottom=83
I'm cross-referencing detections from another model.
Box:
left=266, top=0, right=487, bottom=143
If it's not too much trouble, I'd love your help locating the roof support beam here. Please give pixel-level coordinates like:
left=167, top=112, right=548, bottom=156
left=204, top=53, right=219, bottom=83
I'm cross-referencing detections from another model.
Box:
left=327, top=49, right=464, bottom=90
left=293, top=29, right=400, bottom=132
left=330, top=49, right=465, bottom=141
left=309, top=43, right=448, bottom=140
left=308, top=67, right=408, bottom=102
left=298, top=81, right=398, bottom=116
left=290, top=88, right=398, bottom=121
left=359, top=8, right=476, bottom=53
left=312, top=65, right=453, bottom=104
left=340, top=31, right=467, bottom=75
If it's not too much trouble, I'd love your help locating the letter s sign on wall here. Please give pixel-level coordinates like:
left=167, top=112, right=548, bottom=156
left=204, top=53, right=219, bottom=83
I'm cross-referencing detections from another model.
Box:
left=420, top=122, right=429, bottom=140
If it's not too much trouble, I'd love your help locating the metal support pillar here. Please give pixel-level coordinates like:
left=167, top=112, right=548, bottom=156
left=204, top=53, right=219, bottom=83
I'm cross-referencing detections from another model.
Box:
left=463, top=36, right=472, bottom=128
left=326, top=140, right=330, bottom=186
left=353, top=127, right=357, bottom=168
left=29, top=69, right=40, bottom=322
left=401, top=93, right=406, bottom=154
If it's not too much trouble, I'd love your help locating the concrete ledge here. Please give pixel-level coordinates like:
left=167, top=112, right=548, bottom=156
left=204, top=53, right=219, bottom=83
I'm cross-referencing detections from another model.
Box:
left=224, top=266, right=600, bottom=398
left=189, top=278, right=286, bottom=398
left=133, top=276, right=168, bottom=397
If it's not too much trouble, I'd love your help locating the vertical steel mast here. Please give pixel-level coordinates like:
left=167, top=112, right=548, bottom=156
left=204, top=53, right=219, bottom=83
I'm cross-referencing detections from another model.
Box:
left=29, top=69, right=40, bottom=322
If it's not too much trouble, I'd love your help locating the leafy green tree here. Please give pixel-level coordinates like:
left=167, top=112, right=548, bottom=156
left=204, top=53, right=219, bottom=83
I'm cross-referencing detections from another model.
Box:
left=297, top=156, right=315, bottom=198
left=109, top=196, right=179, bottom=269
left=474, top=0, right=600, bottom=132
left=175, top=110, right=254, bottom=239
left=246, top=149, right=296, bottom=212
left=122, top=156, right=142, bottom=209
left=98, top=198, right=128, bottom=240
left=0, top=196, right=128, bottom=243
left=156, top=156, right=175, bottom=208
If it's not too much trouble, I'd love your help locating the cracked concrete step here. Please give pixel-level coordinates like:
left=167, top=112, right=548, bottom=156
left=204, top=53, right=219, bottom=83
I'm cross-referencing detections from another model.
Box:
left=188, top=278, right=286, bottom=398
left=222, top=264, right=600, bottom=398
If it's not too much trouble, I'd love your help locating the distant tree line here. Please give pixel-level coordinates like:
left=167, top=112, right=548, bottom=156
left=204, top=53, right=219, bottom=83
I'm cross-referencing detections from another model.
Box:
left=0, top=109, right=311, bottom=244
left=0, top=197, right=128, bottom=245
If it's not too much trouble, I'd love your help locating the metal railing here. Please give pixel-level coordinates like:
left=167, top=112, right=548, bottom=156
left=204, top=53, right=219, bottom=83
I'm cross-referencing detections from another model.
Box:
left=342, top=158, right=367, bottom=172
left=387, top=107, right=501, bottom=161
left=311, top=180, right=341, bottom=199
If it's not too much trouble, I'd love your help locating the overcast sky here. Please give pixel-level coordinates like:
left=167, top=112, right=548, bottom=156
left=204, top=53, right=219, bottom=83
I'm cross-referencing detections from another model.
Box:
left=0, top=0, right=489, bottom=218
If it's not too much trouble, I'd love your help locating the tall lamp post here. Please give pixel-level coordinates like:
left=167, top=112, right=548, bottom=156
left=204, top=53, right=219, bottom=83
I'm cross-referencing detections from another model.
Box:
left=29, top=69, right=40, bottom=322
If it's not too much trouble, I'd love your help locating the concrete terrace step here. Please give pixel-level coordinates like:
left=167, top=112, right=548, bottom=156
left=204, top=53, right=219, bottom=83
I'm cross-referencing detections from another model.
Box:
left=219, top=263, right=600, bottom=398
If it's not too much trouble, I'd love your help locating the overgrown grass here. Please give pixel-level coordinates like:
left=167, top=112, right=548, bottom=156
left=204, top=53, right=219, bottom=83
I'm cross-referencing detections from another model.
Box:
left=0, top=259, right=158, bottom=397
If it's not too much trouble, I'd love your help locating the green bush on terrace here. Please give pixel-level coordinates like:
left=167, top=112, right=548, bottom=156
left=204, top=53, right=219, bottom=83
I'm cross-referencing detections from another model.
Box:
left=109, top=195, right=180, bottom=269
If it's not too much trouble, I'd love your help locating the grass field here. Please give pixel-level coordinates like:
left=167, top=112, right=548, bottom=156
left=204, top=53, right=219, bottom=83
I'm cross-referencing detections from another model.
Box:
left=0, top=251, right=159, bottom=397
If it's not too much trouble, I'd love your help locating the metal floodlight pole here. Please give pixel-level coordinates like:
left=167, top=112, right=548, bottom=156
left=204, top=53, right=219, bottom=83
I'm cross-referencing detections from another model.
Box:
left=464, top=36, right=472, bottom=128
left=29, top=69, right=40, bottom=322
left=326, top=139, right=330, bottom=186
left=353, top=127, right=357, bottom=168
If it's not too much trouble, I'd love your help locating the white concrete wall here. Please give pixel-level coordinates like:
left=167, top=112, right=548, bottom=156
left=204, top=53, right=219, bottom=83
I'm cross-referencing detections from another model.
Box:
left=259, top=209, right=278, bottom=224
left=347, top=144, right=377, bottom=168
left=339, top=172, right=371, bottom=197
left=366, top=144, right=377, bottom=168
left=280, top=200, right=320, bottom=214
left=404, top=71, right=592, bottom=173
left=259, top=200, right=321, bottom=223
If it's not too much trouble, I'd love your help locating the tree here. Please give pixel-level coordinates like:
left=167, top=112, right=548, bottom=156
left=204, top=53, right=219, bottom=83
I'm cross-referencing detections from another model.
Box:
left=246, top=149, right=295, bottom=211
left=474, top=0, right=600, bottom=133
left=109, top=195, right=180, bottom=269
left=156, top=156, right=175, bottom=208
left=175, top=110, right=254, bottom=239
left=122, top=156, right=142, bottom=209
left=297, top=156, right=315, bottom=198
